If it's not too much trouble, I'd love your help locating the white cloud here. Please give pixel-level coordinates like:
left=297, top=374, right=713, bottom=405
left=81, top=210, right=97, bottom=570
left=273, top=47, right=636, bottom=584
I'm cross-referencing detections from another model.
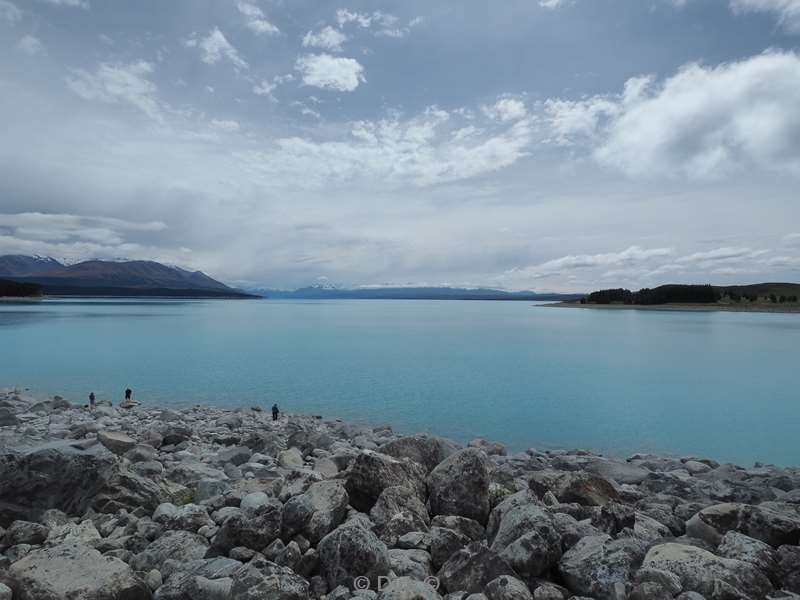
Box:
left=509, top=246, right=674, bottom=279
left=730, top=0, right=800, bottom=33
left=186, top=28, right=248, bottom=71
left=237, top=1, right=279, bottom=35
left=483, top=97, right=528, bottom=122
left=546, top=52, right=800, bottom=179
left=676, top=247, right=767, bottom=264
left=539, top=0, right=565, bottom=7
left=17, top=34, right=45, bottom=56
left=295, top=53, right=365, bottom=92
left=0, top=0, right=21, bottom=23
left=303, top=26, right=347, bottom=52
left=209, top=119, right=240, bottom=133
left=336, top=9, right=373, bottom=28
left=783, top=233, right=800, bottom=247
left=36, top=0, right=88, bottom=8
left=335, top=9, right=419, bottom=38
left=66, top=60, right=163, bottom=122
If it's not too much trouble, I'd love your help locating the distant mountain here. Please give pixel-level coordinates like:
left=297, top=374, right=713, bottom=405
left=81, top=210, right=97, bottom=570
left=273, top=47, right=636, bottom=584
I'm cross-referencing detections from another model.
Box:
left=255, top=286, right=583, bottom=301
left=0, top=255, right=255, bottom=298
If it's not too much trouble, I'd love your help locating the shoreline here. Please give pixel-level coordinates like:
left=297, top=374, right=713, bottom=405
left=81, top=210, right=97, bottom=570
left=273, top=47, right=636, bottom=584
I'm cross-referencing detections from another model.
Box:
left=1, top=388, right=799, bottom=598
left=543, top=301, right=800, bottom=314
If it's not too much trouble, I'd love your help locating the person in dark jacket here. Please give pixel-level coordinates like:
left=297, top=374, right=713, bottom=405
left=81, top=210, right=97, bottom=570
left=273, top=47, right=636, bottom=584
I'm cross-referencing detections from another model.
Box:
left=89, top=392, right=96, bottom=410
left=272, top=404, right=279, bottom=421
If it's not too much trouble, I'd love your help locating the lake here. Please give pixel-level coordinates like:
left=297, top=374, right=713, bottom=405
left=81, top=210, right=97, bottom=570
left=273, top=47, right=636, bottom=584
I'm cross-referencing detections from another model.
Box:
left=1, top=298, right=798, bottom=466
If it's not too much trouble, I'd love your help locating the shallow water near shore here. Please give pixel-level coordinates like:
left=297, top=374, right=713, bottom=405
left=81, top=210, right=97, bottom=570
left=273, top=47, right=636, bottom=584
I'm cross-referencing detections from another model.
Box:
left=1, top=298, right=798, bottom=465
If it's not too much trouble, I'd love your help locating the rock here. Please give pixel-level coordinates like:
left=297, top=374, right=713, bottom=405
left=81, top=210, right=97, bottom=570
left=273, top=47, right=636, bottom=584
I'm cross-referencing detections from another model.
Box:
left=195, top=478, right=231, bottom=502
left=686, top=502, right=800, bottom=547
left=151, top=557, right=242, bottom=599
left=389, top=548, right=434, bottom=579
left=278, top=447, right=305, bottom=469
left=145, top=569, right=162, bottom=592
left=161, top=424, right=192, bottom=446
left=490, top=504, right=561, bottom=579
left=240, top=492, right=271, bottom=511
left=125, top=444, right=158, bottom=463
left=0, top=408, right=19, bottom=427
left=212, top=497, right=283, bottom=552
left=45, top=520, right=102, bottom=547
left=717, top=530, right=778, bottom=577
left=131, top=530, right=210, bottom=572
left=318, top=522, right=390, bottom=588
left=380, top=434, right=460, bottom=474
left=218, top=446, right=252, bottom=466
left=528, top=470, right=620, bottom=507
left=427, top=449, right=492, bottom=525
left=378, top=577, right=442, bottom=600
left=484, top=576, right=534, bottom=600
left=6, top=542, right=151, bottom=600
left=430, top=516, right=484, bottom=542
left=97, top=430, right=138, bottom=456
left=558, top=535, right=648, bottom=600
left=282, top=480, right=349, bottom=544
left=634, top=567, right=683, bottom=596
left=777, top=545, right=800, bottom=593
left=345, top=450, right=428, bottom=512
left=643, top=542, right=774, bottom=599
left=4, top=520, right=50, bottom=545
left=0, top=583, right=11, bottom=600
left=431, top=526, right=471, bottom=570
left=314, top=457, right=340, bottom=478
left=371, top=485, right=431, bottom=532
left=217, top=413, right=243, bottom=429
left=438, top=542, right=517, bottom=594
left=486, top=490, right=542, bottom=543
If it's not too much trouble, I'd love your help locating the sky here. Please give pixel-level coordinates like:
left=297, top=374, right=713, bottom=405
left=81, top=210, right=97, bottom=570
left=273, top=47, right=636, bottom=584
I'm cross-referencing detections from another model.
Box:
left=0, top=0, right=799, bottom=292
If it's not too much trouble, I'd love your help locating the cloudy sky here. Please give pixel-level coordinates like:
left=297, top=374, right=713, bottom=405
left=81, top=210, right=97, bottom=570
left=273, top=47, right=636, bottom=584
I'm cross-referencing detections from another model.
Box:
left=1, top=0, right=799, bottom=291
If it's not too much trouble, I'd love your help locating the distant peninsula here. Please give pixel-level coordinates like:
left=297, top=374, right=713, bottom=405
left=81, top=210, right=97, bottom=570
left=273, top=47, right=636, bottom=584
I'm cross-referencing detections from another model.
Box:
left=0, top=255, right=256, bottom=299
left=551, top=283, right=800, bottom=313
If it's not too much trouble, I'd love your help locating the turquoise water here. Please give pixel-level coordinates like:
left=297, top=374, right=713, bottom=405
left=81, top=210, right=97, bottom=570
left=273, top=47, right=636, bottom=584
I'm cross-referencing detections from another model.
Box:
left=1, top=299, right=799, bottom=466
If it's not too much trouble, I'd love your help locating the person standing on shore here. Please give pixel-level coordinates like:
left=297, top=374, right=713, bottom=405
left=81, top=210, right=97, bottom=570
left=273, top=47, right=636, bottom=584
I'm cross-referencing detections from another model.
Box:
left=125, top=388, right=132, bottom=402
left=272, top=403, right=279, bottom=421
left=89, top=392, right=95, bottom=411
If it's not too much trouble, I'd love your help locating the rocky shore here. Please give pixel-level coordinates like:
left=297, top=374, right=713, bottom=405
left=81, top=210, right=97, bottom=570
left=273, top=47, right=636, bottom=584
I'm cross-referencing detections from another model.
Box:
left=1, top=388, right=799, bottom=600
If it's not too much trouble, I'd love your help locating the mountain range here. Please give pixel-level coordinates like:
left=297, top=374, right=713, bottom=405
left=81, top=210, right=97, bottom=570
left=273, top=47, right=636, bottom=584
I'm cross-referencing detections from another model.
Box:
left=254, top=284, right=582, bottom=301
left=0, top=255, right=253, bottom=298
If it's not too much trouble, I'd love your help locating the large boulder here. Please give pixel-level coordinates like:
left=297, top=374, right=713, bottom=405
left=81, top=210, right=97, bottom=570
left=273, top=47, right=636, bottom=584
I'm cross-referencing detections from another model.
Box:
left=427, top=449, right=492, bottom=525
left=0, top=446, right=165, bottom=526
left=378, top=577, right=442, bottom=600
left=131, top=530, right=210, bottom=572
left=642, top=542, right=774, bottom=600
left=318, top=522, right=390, bottom=588
left=484, top=575, right=534, bottom=600
left=489, top=504, right=561, bottom=579
left=213, top=498, right=283, bottom=552
left=437, top=542, right=517, bottom=594
left=717, top=530, right=778, bottom=578
left=229, top=557, right=309, bottom=600
left=777, top=544, right=800, bottom=594
left=151, top=557, right=242, bottom=600
left=282, top=480, right=349, bottom=544
left=345, top=450, right=427, bottom=512
left=486, top=490, right=542, bottom=544
left=380, top=434, right=460, bottom=474
left=528, top=470, right=619, bottom=507
left=98, top=431, right=137, bottom=456
left=6, top=542, right=151, bottom=600
left=371, top=485, right=431, bottom=533
left=686, top=502, right=800, bottom=547
left=558, top=535, right=648, bottom=600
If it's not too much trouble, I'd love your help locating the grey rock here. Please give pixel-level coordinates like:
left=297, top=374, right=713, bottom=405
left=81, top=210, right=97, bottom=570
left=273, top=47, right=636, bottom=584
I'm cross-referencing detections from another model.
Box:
left=484, top=575, right=534, bottom=600
left=318, top=522, right=390, bottom=588
left=431, top=526, right=471, bottom=571
left=437, top=542, right=516, bottom=594
left=6, top=542, right=151, bottom=600
left=686, top=502, right=800, bottom=547
left=378, top=577, right=442, bottom=600
left=427, top=449, right=492, bottom=525
left=131, top=530, right=210, bottom=572
left=642, top=542, right=773, bottom=600
left=558, top=535, right=647, bottom=600
left=490, top=504, right=561, bottom=579
left=4, top=520, right=50, bottom=545
left=212, top=497, right=283, bottom=552
left=218, top=446, right=252, bottom=466
left=282, top=480, right=349, bottom=544
left=389, top=548, right=434, bottom=579
left=717, top=530, right=777, bottom=577
left=97, top=430, right=137, bottom=456
left=777, top=545, right=800, bottom=593
left=528, top=470, right=620, bottom=507
left=380, top=434, right=460, bottom=474
left=229, top=556, right=310, bottom=600
left=345, top=450, right=428, bottom=512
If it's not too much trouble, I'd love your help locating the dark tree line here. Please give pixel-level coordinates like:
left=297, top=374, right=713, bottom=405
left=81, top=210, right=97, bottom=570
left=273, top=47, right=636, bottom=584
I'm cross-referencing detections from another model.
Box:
left=583, top=284, right=719, bottom=305
left=0, top=279, right=42, bottom=297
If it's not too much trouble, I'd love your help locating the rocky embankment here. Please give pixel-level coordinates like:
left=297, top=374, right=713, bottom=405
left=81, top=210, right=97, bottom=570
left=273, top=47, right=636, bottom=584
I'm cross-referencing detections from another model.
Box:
left=1, top=389, right=799, bottom=600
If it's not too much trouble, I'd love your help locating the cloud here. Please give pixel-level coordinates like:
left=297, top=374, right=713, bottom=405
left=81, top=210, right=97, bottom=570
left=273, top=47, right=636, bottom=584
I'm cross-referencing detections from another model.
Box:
left=676, top=247, right=767, bottom=264
left=17, top=34, right=45, bottom=56
left=186, top=28, right=248, bottom=71
left=0, top=213, right=171, bottom=262
left=238, top=106, right=535, bottom=187
left=209, top=119, right=240, bottom=133
left=0, top=0, right=20, bottom=24
left=483, top=97, right=528, bottom=122
left=66, top=60, right=163, bottom=122
left=508, top=246, right=674, bottom=279
left=36, top=0, right=88, bottom=8
left=295, top=53, right=365, bottom=92
left=303, top=26, right=348, bottom=52
left=335, top=9, right=420, bottom=37
left=783, top=232, right=800, bottom=247
left=237, top=1, right=279, bottom=35
left=730, top=0, right=800, bottom=33
left=546, top=52, right=800, bottom=179
left=539, top=0, right=566, bottom=7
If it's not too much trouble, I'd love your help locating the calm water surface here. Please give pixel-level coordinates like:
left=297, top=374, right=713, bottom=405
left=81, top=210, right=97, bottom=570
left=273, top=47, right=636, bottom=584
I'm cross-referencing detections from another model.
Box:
left=1, top=299, right=798, bottom=465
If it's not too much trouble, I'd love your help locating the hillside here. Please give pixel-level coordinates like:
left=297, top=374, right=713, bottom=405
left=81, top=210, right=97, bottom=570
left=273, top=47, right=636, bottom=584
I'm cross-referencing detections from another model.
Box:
left=0, top=278, right=42, bottom=298
left=0, top=256, right=255, bottom=298
left=581, top=283, right=800, bottom=306
left=258, top=286, right=583, bottom=301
